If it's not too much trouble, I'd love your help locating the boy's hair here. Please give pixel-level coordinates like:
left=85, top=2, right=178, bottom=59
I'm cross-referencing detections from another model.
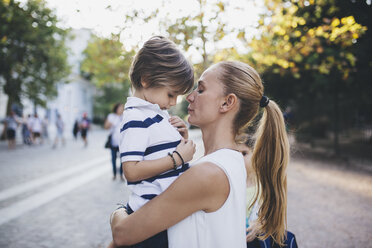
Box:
left=129, top=36, right=194, bottom=95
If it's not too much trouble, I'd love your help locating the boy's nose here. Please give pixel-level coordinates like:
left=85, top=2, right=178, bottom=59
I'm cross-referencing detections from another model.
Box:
left=170, top=98, right=177, bottom=106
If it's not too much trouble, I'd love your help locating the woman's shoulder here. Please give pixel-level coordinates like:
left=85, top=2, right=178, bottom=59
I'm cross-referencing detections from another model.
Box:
left=186, top=162, right=229, bottom=188
left=201, top=149, right=243, bottom=167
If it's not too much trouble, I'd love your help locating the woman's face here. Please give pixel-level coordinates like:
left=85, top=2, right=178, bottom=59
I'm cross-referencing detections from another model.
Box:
left=186, top=65, right=226, bottom=127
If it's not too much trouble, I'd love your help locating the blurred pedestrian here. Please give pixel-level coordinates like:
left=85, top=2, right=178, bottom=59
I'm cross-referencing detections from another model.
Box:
left=73, top=119, right=80, bottom=140
left=42, top=115, right=49, bottom=144
left=31, top=113, right=43, bottom=145
left=22, top=114, right=32, bottom=145
left=26, top=114, right=34, bottom=144
left=80, top=112, right=90, bottom=147
left=52, top=114, right=65, bottom=149
left=4, top=111, right=21, bottom=149
left=104, top=103, right=124, bottom=180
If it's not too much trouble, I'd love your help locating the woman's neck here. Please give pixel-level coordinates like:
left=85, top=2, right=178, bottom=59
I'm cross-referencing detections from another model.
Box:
left=201, top=121, right=237, bottom=155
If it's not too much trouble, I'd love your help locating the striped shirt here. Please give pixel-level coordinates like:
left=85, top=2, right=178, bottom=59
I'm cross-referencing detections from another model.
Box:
left=119, top=97, right=189, bottom=212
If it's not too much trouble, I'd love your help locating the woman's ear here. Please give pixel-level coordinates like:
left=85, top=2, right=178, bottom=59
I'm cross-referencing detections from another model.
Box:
left=220, top=93, right=238, bottom=113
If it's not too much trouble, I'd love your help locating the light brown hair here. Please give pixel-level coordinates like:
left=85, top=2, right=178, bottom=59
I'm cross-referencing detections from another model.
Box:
left=217, top=61, right=290, bottom=246
left=129, top=36, right=194, bottom=95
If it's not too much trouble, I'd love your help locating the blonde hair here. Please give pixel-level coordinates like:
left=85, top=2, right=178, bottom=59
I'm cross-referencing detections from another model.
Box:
left=217, top=61, right=290, bottom=245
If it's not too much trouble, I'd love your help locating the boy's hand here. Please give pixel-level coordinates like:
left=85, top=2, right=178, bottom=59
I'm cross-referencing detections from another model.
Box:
left=169, top=116, right=188, bottom=139
left=175, top=138, right=196, bottom=163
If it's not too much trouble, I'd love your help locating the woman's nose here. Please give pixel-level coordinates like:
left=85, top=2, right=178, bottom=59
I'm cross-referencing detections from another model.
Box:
left=186, top=91, right=195, bottom=103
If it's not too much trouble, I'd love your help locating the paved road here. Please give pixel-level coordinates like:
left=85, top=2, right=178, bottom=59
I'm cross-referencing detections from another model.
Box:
left=0, top=129, right=371, bottom=247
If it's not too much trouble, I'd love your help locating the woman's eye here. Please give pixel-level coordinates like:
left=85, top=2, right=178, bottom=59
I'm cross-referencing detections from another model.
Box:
left=197, top=89, right=203, bottom=93
left=168, top=94, right=174, bottom=98
left=241, top=151, right=247, bottom=156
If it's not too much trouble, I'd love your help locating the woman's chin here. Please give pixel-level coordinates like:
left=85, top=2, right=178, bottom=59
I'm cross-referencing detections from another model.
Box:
left=187, top=116, right=196, bottom=126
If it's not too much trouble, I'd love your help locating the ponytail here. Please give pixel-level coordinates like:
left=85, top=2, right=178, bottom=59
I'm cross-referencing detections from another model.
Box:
left=215, top=61, right=290, bottom=245
left=251, top=100, right=290, bottom=246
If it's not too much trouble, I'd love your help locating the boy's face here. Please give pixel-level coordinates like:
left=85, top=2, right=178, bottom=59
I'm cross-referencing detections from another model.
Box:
left=142, top=86, right=179, bottom=110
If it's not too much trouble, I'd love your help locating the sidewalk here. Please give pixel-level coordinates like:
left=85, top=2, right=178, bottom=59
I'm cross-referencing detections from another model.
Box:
left=0, top=128, right=128, bottom=248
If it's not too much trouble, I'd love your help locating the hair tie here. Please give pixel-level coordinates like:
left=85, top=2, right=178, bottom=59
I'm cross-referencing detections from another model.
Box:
left=260, top=96, right=270, bottom=108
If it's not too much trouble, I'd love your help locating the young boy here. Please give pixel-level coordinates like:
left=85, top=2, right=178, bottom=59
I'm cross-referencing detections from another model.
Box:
left=117, top=36, right=195, bottom=247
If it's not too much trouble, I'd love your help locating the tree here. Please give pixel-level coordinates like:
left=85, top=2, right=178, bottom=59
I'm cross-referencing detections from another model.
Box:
left=239, top=0, right=368, bottom=154
left=0, top=0, right=70, bottom=114
left=80, top=34, right=133, bottom=121
left=165, top=0, right=228, bottom=76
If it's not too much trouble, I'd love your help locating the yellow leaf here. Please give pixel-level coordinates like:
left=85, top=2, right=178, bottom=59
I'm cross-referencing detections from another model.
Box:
left=237, top=31, right=245, bottom=40
left=298, top=18, right=306, bottom=26
left=331, top=18, right=340, bottom=27
left=294, top=30, right=301, bottom=37
left=316, top=27, right=323, bottom=36
left=342, top=16, right=355, bottom=25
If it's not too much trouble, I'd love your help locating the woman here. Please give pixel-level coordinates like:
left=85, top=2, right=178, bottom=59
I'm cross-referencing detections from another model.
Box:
left=109, top=61, right=289, bottom=247
left=104, top=103, right=125, bottom=180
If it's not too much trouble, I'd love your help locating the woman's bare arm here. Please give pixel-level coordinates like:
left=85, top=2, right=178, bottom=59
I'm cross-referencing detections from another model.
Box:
left=111, top=162, right=230, bottom=246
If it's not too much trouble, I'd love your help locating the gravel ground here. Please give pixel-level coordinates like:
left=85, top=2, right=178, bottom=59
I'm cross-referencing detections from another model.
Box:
left=287, top=154, right=372, bottom=248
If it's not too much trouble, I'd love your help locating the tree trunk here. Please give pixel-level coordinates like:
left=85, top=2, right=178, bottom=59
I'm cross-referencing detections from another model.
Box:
left=198, top=0, right=208, bottom=71
left=3, top=77, right=22, bottom=116
left=333, top=80, right=340, bottom=156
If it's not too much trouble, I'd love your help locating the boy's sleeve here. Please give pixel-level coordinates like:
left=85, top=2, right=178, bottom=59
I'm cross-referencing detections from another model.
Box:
left=119, top=112, right=150, bottom=163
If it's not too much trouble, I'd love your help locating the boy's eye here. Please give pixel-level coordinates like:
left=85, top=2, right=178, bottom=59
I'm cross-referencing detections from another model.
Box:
left=168, top=94, right=174, bottom=98
left=197, top=89, right=203, bottom=93
left=241, top=151, right=247, bottom=156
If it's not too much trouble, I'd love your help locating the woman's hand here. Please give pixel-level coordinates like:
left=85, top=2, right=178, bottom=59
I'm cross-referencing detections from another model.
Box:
left=175, top=139, right=196, bottom=164
left=246, top=220, right=259, bottom=242
left=169, top=116, right=188, bottom=139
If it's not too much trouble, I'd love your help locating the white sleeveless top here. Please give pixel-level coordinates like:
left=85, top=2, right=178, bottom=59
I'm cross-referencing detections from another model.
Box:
left=168, top=149, right=247, bottom=248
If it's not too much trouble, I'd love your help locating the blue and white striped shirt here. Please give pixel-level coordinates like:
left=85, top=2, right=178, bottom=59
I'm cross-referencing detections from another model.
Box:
left=119, top=97, right=189, bottom=211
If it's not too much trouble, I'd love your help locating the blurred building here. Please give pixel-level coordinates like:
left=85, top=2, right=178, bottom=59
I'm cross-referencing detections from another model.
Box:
left=0, top=28, right=95, bottom=138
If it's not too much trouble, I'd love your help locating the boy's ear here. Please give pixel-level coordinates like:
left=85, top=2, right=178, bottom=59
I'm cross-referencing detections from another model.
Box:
left=220, top=93, right=238, bottom=113
left=141, top=80, right=149, bottom=88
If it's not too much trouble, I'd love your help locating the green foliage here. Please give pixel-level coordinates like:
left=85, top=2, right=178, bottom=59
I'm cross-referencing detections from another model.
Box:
left=240, top=0, right=372, bottom=154
left=93, top=83, right=129, bottom=123
left=80, top=34, right=133, bottom=121
left=0, top=0, right=70, bottom=113
left=164, top=0, right=228, bottom=76
left=81, top=34, right=134, bottom=87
